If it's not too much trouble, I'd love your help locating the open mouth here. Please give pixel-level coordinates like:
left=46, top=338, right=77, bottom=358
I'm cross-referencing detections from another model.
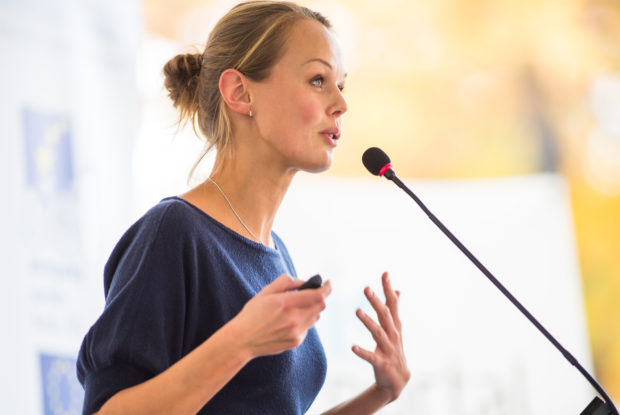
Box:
left=321, top=132, right=339, bottom=147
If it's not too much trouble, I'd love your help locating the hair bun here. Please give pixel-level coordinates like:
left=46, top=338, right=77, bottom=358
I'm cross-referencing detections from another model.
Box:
left=163, top=53, right=202, bottom=112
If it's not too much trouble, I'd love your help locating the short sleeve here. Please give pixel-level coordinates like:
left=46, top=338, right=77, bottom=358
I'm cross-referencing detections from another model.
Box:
left=77, top=203, right=193, bottom=414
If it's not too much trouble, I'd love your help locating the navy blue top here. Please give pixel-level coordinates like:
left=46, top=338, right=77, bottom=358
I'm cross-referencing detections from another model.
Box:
left=77, top=196, right=327, bottom=414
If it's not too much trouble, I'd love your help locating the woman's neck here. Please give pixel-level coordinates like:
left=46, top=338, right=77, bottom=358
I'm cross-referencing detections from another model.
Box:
left=181, top=142, right=296, bottom=247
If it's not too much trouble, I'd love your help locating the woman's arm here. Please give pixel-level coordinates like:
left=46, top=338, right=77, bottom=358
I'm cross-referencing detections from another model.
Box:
left=322, top=272, right=410, bottom=415
left=94, top=275, right=331, bottom=415
left=320, top=383, right=393, bottom=415
left=94, top=317, right=251, bottom=415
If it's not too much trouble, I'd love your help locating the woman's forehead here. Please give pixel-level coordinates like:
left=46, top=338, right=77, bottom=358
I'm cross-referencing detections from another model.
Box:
left=280, top=19, right=346, bottom=76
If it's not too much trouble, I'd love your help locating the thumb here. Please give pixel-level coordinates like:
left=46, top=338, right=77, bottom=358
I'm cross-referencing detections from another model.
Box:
left=258, top=274, right=301, bottom=296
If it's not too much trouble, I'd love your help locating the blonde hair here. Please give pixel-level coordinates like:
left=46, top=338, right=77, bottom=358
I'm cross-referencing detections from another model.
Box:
left=162, top=1, right=331, bottom=180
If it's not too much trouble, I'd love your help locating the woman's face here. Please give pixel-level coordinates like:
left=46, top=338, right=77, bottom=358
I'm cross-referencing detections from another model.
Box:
left=250, top=18, right=348, bottom=173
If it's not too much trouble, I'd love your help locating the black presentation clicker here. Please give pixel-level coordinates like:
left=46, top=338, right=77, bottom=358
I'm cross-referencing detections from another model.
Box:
left=298, top=274, right=322, bottom=290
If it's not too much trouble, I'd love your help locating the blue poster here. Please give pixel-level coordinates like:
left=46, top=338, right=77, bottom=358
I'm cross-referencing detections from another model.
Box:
left=40, top=353, right=83, bottom=415
left=23, top=108, right=74, bottom=193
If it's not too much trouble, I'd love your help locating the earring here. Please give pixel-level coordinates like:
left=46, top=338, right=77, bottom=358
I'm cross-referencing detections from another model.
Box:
left=249, top=108, right=253, bottom=118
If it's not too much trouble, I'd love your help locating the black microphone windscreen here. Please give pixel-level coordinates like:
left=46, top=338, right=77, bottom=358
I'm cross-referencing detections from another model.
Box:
left=362, top=147, right=391, bottom=176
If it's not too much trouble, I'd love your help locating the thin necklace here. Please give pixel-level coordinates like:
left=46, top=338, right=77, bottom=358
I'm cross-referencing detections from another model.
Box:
left=208, top=177, right=263, bottom=246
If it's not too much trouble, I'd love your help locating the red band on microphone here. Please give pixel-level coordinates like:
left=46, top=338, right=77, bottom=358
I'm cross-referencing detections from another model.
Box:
left=378, top=163, right=392, bottom=177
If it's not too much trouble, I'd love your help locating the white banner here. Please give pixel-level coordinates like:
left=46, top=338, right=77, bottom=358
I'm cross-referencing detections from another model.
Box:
left=0, top=1, right=140, bottom=414
left=276, top=174, right=593, bottom=414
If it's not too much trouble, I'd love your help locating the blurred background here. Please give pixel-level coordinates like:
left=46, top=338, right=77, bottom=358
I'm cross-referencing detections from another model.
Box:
left=1, top=0, right=618, bottom=413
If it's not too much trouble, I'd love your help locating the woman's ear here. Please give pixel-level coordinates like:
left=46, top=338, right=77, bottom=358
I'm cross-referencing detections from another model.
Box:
left=219, top=69, right=251, bottom=116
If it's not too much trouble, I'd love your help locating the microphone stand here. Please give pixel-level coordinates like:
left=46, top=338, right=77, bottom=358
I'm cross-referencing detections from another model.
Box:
left=382, top=169, right=618, bottom=415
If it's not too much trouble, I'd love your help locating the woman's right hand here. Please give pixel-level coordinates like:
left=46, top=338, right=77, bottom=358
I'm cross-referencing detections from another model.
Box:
left=230, top=274, right=331, bottom=358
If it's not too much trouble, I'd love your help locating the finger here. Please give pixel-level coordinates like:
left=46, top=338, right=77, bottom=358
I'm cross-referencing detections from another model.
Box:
left=259, top=274, right=300, bottom=295
left=381, top=273, right=402, bottom=332
left=382, top=273, right=400, bottom=325
left=299, top=303, right=325, bottom=330
left=356, top=308, right=391, bottom=352
left=365, top=286, right=398, bottom=340
left=321, top=280, right=332, bottom=297
left=288, top=298, right=328, bottom=337
left=283, top=280, right=331, bottom=308
left=351, top=344, right=376, bottom=365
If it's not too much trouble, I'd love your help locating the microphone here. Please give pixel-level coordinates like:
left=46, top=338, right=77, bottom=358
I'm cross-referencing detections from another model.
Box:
left=362, top=147, right=618, bottom=415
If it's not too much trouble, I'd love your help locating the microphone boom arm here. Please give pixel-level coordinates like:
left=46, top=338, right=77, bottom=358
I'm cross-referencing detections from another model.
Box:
left=384, top=170, right=618, bottom=415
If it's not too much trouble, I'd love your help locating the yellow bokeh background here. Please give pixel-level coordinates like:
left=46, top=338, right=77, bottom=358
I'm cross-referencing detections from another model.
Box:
left=143, top=0, right=620, bottom=401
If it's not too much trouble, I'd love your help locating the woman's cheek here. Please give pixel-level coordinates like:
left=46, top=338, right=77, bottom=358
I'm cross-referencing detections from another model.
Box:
left=298, top=97, right=323, bottom=126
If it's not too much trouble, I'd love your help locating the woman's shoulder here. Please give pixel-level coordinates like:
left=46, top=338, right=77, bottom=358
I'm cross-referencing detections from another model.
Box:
left=136, top=196, right=207, bottom=234
left=104, top=198, right=202, bottom=268
left=102, top=197, right=210, bottom=293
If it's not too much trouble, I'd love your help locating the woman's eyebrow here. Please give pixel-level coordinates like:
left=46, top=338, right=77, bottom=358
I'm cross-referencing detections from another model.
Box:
left=303, top=58, right=348, bottom=78
left=303, top=58, right=332, bottom=68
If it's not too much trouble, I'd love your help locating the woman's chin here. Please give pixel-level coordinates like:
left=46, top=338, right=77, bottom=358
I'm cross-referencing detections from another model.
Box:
left=302, top=153, right=333, bottom=174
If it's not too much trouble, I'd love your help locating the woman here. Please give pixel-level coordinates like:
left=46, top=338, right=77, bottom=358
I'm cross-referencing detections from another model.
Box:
left=77, top=2, right=410, bottom=414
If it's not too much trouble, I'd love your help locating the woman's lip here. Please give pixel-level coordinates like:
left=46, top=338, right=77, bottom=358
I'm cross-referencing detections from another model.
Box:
left=321, top=132, right=338, bottom=147
left=320, top=129, right=341, bottom=139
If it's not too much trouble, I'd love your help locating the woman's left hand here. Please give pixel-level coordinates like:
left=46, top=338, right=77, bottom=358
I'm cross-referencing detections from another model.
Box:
left=353, top=272, right=410, bottom=403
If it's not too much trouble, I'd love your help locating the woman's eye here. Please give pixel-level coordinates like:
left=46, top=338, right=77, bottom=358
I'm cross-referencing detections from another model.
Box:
left=310, top=76, right=324, bottom=88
